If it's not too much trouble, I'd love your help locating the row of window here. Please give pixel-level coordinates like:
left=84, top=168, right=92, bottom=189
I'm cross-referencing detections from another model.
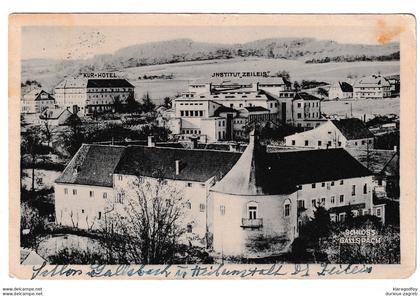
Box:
left=185, top=201, right=206, bottom=212
left=88, top=88, right=132, bottom=92
left=75, top=209, right=102, bottom=220
left=296, top=112, right=319, bottom=119
left=291, top=139, right=342, bottom=147
left=179, top=102, right=204, bottom=106
left=296, top=102, right=319, bottom=108
left=299, top=182, right=368, bottom=195
left=182, top=129, right=201, bottom=135
left=64, top=188, right=108, bottom=199
left=330, top=208, right=381, bottom=222
left=180, top=110, right=204, bottom=117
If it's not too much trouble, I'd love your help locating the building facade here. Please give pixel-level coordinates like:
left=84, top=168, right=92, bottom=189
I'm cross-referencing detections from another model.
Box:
left=54, top=76, right=134, bottom=115
left=21, top=89, right=56, bottom=114
left=55, top=131, right=384, bottom=257
left=353, top=75, right=392, bottom=99
left=285, top=118, right=375, bottom=150
left=328, top=81, right=353, bottom=100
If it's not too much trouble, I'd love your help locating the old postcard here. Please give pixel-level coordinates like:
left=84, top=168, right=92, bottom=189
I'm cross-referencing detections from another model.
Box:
left=8, top=14, right=416, bottom=279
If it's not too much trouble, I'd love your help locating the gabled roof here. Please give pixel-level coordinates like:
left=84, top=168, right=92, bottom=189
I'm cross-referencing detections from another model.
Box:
left=353, top=75, right=391, bottom=88
left=40, top=108, right=72, bottom=120
left=339, top=82, right=353, bottom=93
left=22, top=89, right=55, bottom=101
left=87, top=79, right=134, bottom=88
left=56, top=144, right=126, bottom=187
left=332, top=118, right=374, bottom=140
left=55, top=78, right=87, bottom=89
left=211, top=131, right=372, bottom=196
left=114, top=146, right=241, bottom=182
left=293, top=92, right=321, bottom=101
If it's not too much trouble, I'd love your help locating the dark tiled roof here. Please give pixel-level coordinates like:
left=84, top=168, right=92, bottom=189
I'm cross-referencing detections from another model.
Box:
left=339, top=82, right=353, bottom=93
left=244, top=106, right=269, bottom=112
left=332, top=118, right=374, bottom=140
left=114, top=146, right=241, bottom=182
left=212, top=134, right=372, bottom=196
left=55, top=145, right=126, bottom=187
left=293, top=92, right=321, bottom=101
left=214, top=105, right=238, bottom=116
left=87, top=79, right=134, bottom=88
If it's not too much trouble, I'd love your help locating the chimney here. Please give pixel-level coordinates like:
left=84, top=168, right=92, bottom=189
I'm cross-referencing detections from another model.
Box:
left=148, top=136, right=155, bottom=147
left=175, top=160, right=180, bottom=175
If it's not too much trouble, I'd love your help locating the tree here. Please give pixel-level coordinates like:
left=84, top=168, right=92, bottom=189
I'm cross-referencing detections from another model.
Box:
left=126, top=91, right=140, bottom=113
left=112, top=96, right=123, bottom=113
left=274, top=70, right=290, bottom=80
left=317, top=87, right=329, bottom=97
left=163, top=97, right=172, bottom=109
left=102, top=174, right=188, bottom=264
left=21, top=126, right=45, bottom=191
left=20, top=202, right=46, bottom=251
left=139, top=92, right=156, bottom=114
left=59, top=117, right=85, bottom=156
left=293, top=81, right=301, bottom=92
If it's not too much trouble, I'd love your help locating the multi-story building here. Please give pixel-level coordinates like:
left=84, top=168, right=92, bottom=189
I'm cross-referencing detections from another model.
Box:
left=353, top=75, right=392, bottom=99
left=54, top=131, right=384, bottom=257
left=285, top=118, right=375, bottom=150
left=21, top=89, right=56, bottom=114
left=54, top=76, right=134, bottom=115
left=162, top=78, right=324, bottom=142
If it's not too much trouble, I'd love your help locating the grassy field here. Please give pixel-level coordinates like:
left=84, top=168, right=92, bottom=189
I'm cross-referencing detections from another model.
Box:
left=23, top=57, right=400, bottom=105
left=321, top=98, right=400, bottom=119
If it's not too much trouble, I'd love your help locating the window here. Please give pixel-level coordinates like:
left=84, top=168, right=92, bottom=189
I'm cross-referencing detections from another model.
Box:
left=248, top=205, right=257, bottom=220
left=103, top=192, right=107, bottom=199
left=338, top=141, right=342, bottom=147
left=98, top=212, right=102, bottom=220
left=180, top=111, right=184, bottom=116
left=376, top=208, right=382, bottom=217
left=116, top=192, right=124, bottom=204
left=297, top=103, right=301, bottom=108
left=352, top=185, right=356, bottom=196
left=318, top=141, right=322, bottom=146
left=89, top=191, right=94, bottom=198
left=312, top=183, right=316, bottom=188
left=186, top=182, right=193, bottom=188
left=297, top=185, right=302, bottom=190
left=284, top=203, right=290, bottom=217
left=298, top=200, right=305, bottom=209
left=72, top=189, right=77, bottom=195
left=321, top=182, right=325, bottom=187
left=304, top=140, right=309, bottom=146
left=321, top=198, right=326, bottom=205
left=220, top=205, right=225, bottom=215
left=361, top=140, right=365, bottom=145
left=363, top=183, right=368, bottom=194
left=311, top=199, right=316, bottom=208
left=339, top=195, right=344, bottom=203
left=331, top=196, right=335, bottom=204
left=187, top=224, right=193, bottom=233
left=355, top=141, right=358, bottom=146
left=291, top=140, right=296, bottom=146
left=340, top=180, right=344, bottom=185
left=327, top=141, right=332, bottom=147
left=118, top=175, right=123, bottom=181
left=297, top=113, right=302, bottom=119
left=64, top=188, right=68, bottom=195
left=339, top=213, right=346, bottom=222
left=199, top=203, right=205, bottom=212
left=81, top=209, right=85, bottom=214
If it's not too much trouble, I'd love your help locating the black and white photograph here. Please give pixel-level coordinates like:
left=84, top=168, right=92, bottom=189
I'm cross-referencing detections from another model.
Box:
left=7, top=13, right=416, bottom=282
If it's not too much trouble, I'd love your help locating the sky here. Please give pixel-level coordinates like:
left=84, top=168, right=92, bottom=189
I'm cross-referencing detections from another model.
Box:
left=21, top=25, right=400, bottom=60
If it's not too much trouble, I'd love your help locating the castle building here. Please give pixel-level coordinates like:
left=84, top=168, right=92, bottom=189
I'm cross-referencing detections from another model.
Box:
left=54, top=77, right=134, bottom=115
left=54, top=132, right=384, bottom=257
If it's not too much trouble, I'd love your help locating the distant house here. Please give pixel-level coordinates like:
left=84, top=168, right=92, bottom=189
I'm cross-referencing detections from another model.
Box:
left=21, top=89, right=56, bottom=114
left=328, top=81, right=353, bottom=100
left=39, top=108, right=80, bottom=126
left=353, top=75, right=391, bottom=99
left=285, top=118, right=374, bottom=149
left=292, top=92, right=325, bottom=130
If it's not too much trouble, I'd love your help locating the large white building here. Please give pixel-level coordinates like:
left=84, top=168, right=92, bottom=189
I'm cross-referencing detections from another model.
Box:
left=54, top=131, right=384, bottom=257
left=54, top=77, right=134, bottom=115
left=162, top=78, right=324, bottom=142
left=284, top=118, right=375, bottom=150
left=353, top=75, right=391, bottom=99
